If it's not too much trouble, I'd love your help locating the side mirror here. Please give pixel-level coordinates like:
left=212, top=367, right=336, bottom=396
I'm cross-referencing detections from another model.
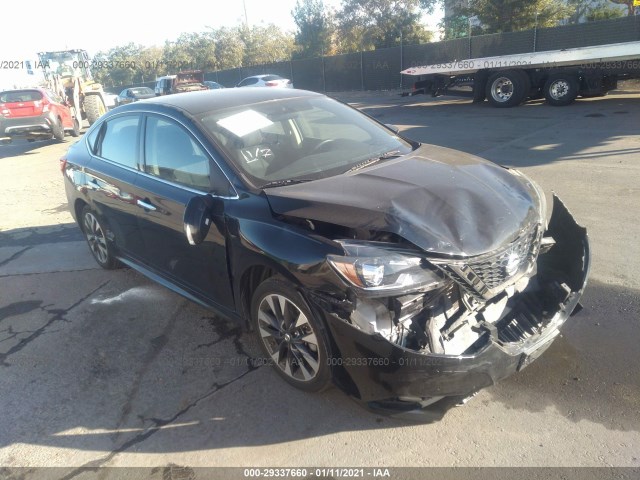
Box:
left=183, top=196, right=217, bottom=245
left=385, top=124, right=400, bottom=134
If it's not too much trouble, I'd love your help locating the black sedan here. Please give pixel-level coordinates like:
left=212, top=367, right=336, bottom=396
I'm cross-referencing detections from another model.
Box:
left=61, top=88, right=590, bottom=419
left=116, top=87, right=156, bottom=106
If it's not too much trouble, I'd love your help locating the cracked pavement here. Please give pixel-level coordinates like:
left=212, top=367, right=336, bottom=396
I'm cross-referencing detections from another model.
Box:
left=0, top=90, right=639, bottom=475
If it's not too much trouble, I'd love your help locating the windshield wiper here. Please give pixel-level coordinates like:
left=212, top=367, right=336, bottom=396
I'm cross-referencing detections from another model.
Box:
left=345, top=150, right=402, bottom=173
left=261, top=178, right=314, bottom=189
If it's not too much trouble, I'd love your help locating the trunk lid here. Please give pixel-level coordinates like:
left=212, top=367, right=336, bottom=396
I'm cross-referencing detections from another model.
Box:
left=0, top=90, right=44, bottom=117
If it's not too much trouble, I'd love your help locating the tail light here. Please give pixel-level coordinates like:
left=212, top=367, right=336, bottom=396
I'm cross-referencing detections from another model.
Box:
left=34, top=99, right=47, bottom=114
left=59, top=155, right=67, bottom=173
left=0, top=104, right=9, bottom=117
left=265, top=81, right=278, bottom=87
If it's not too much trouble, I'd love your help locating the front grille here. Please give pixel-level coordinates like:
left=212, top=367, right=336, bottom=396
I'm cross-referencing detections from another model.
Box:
left=435, top=225, right=542, bottom=300
left=467, top=227, right=540, bottom=290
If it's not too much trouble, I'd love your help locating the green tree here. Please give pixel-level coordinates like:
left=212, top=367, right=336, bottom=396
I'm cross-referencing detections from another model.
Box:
left=566, top=0, right=625, bottom=23
left=336, top=0, right=435, bottom=52
left=87, top=23, right=296, bottom=87
left=162, top=32, right=217, bottom=72
left=452, top=0, right=572, bottom=34
left=586, top=1, right=626, bottom=20
left=240, top=24, right=296, bottom=65
left=292, top=0, right=335, bottom=58
left=440, top=14, right=474, bottom=39
left=135, top=46, right=164, bottom=83
left=92, top=43, right=140, bottom=86
left=212, top=27, right=244, bottom=69
left=608, top=0, right=635, bottom=16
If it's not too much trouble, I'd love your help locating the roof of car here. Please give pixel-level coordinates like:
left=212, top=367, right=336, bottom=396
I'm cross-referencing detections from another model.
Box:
left=132, top=88, right=323, bottom=115
left=0, top=88, right=45, bottom=93
left=245, top=74, right=281, bottom=79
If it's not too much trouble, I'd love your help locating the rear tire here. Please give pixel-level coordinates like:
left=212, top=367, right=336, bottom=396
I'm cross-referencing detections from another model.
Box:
left=70, top=118, right=80, bottom=137
left=472, top=71, right=488, bottom=103
left=81, top=205, right=119, bottom=270
left=251, top=276, right=332, bottom=392
left=544, top=73, right=579, bottom=106
left=52, top=117, right=65, bottom=141
left=84, top=95, right=106, bottom=125
left=486, top=70, right=529, bottom=108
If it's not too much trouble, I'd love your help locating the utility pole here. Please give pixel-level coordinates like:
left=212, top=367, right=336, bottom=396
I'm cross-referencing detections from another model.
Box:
left=243, top=0, right=249, bottom=27
left=399, top=29, right=403, bottom=90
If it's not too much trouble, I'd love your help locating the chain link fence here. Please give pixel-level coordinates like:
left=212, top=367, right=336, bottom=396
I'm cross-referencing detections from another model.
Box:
left=109, top=16, right=640, bottom=94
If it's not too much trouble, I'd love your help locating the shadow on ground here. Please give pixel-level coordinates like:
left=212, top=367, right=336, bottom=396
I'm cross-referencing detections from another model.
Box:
left=0, top=266, right=637, bottom=460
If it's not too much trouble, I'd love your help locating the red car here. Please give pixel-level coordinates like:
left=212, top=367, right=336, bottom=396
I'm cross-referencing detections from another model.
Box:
left=0, top=88, right=80, bottom=143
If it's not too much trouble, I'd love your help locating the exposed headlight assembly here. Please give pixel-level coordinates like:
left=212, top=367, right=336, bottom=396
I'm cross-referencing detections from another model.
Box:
left=327, top=241, right=448, bottom=295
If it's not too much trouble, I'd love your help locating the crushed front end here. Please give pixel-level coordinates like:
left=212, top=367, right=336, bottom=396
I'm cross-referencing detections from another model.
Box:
left=310, top=195, right=590, bottom=419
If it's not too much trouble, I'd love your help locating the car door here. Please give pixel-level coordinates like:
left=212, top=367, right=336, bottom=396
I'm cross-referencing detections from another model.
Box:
left=134, top=113, right=235, bottom=309
left=46, top=90, right=72, bottom=127
left=84, top=113, right=147, bottom=258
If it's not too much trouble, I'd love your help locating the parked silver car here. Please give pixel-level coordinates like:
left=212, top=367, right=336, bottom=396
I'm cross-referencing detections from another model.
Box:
left=236, top=74, right=293, bottom=88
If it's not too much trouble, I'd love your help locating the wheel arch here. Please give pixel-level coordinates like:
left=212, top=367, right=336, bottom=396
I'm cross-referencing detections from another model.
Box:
left=73, top=198, right=88, bottom=226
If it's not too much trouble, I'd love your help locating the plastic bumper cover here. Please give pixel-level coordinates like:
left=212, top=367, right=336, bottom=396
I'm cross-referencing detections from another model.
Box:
left=314, top=195, right=590, bottom=418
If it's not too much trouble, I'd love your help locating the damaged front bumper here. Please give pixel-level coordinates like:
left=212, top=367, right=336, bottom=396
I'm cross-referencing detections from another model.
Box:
left=310, top=195, right=590, bottom=419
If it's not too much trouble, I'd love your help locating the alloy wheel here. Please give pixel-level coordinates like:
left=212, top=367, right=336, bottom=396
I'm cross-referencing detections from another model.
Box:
left=257, top=293, right=321, bottom=382
left=83, top=212, right=108, bottom=265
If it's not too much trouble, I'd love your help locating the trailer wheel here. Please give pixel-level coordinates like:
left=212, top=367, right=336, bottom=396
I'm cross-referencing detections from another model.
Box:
left=84, top=94, right=106, bottom=125
left=486, top=70, right=529, bottom=108
left=544, top=73, right=579, bottom=106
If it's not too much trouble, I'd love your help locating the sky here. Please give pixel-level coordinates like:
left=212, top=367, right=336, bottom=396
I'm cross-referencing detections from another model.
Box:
left=0, top=0, right=442, bottom=89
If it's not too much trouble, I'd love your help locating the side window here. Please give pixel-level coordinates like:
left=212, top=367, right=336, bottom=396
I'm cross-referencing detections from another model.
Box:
left=46, top=90, right=64, bottom=104
left=239, top=77, right=258, bottom=87
left=144, top=116, right=211, bottom=191
left=97, top=115, right=140, bottom=169
left=86, top=124, right=101, bottom=154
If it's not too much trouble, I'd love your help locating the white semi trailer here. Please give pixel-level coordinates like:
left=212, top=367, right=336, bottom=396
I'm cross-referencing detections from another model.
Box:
left=401, top=40, right=640, bottom=107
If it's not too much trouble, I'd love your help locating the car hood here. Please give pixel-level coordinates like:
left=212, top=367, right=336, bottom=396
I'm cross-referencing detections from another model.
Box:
left=264, top=144, right=543, bottom=257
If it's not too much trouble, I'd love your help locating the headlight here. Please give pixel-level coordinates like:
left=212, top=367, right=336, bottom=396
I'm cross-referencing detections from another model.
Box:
left=327, top=240, right=447, bottom=294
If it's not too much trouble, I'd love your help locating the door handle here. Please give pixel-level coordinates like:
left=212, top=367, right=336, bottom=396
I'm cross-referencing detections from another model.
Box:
left=136, top=199, right=157, bottom=211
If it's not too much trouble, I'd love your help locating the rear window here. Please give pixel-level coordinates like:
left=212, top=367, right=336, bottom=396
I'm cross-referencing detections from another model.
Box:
left=131, top=88, right=153, bottom=95
left=0, top=90, right=43, bottom=103
left=262, top=75, right=283, bottom=81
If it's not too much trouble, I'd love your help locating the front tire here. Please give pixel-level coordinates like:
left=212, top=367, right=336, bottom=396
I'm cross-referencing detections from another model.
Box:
left=251, top=277, right=332, bottom=392
left=83, top=94, right=106, bottom=125
left=81, top=206, right=119, bottom=269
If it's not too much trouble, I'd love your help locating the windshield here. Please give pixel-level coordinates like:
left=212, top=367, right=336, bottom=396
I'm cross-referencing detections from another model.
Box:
left=39, top=51, right=90, bottom=79
left=131, top=88, right=153, bottom=95
left=199, top=96, right=415, bottom=188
